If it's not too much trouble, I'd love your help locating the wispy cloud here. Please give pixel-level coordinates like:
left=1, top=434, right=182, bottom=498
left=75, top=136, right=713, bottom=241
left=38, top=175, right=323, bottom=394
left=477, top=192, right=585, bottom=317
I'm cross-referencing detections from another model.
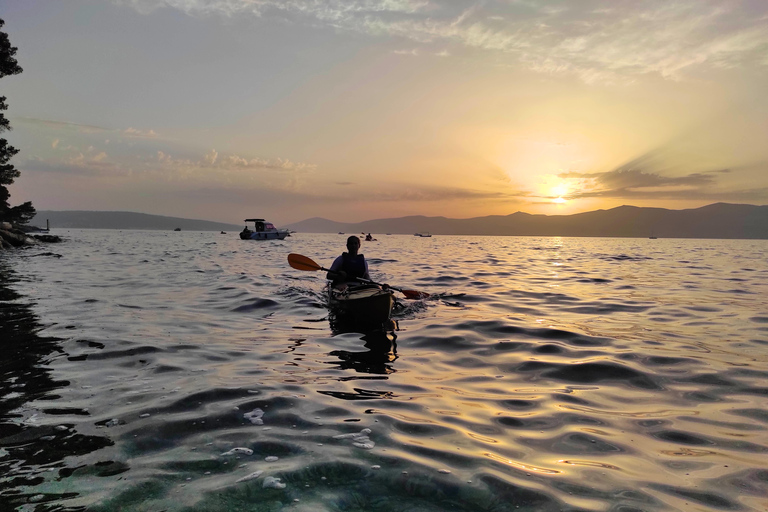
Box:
left=17, top=117, right=160, bottom=139
left=557, top=158, right=768, bottom=202
left=361, top=184, right=529, bottom=203
left=16, top=117, right=110, bottom=134
left=115, top=0, right=768, bottom=82
left=160, top=149, right=316, bottom=172
left=123, top=127, right=159, bottom=138
left=23, top=153, right=119, bottom=176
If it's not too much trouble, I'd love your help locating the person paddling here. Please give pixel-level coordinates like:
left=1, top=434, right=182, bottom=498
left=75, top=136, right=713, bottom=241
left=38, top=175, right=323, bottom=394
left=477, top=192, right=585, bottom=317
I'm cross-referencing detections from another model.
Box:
left=327, top=235, right=374, bottom=290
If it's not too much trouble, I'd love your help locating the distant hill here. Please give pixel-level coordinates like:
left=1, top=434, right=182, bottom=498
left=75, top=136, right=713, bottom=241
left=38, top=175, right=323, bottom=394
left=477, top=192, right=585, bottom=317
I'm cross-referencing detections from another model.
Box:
left=29, top=211, right=242, bottom=232
left=285, top=203, right=768, bottom=239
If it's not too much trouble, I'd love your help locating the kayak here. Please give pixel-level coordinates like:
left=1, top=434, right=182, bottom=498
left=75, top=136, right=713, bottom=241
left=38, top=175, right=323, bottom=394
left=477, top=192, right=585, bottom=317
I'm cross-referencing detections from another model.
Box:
left=327, top=283, right=395, bottom=331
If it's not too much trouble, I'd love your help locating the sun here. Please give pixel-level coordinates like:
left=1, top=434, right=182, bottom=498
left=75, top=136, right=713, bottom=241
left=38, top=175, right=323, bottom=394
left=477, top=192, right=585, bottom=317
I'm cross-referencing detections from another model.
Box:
left=550, top=183, right=569, bottom=203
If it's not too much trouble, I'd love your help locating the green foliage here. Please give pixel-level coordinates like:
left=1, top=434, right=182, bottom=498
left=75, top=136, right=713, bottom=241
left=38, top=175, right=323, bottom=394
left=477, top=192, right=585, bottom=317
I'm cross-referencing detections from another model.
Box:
left=0, top=19, right=22, bottom=78
left=0, top=97, right=9, bottom=132
left=0, top=17, right=33, bottom=225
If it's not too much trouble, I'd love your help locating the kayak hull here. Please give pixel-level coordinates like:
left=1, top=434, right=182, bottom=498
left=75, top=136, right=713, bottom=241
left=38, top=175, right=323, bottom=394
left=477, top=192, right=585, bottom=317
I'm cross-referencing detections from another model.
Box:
left=328, top=284, right=395, bottom=331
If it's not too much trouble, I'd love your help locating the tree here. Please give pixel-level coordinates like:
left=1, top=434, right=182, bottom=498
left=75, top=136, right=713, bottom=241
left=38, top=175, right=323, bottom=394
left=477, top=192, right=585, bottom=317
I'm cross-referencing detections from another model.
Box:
left=0, top=18, right=34, bottom=225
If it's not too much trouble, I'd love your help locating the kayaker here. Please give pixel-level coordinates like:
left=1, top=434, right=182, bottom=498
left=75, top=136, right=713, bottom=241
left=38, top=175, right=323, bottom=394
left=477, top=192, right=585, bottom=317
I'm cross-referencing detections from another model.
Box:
left=327, top=235, right=372, bottom=289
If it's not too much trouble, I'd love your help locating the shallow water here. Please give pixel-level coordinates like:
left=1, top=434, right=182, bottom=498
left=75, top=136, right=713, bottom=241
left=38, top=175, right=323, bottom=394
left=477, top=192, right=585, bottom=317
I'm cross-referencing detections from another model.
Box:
left=1, top=230, right=767, bottom=511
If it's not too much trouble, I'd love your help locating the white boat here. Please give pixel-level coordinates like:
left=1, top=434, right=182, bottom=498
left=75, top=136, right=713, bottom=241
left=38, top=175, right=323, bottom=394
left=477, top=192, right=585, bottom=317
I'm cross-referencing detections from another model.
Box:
left=240, top=219, right=289, bottom=240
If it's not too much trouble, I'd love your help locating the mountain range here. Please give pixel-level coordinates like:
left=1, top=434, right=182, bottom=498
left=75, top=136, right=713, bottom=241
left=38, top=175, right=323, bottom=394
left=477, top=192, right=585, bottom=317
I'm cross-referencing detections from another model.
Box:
left=29, top=211, right=241, bottom=232
left=28, top=203, right=768, bottom=239
left=285, top=203, right=768, bottom=239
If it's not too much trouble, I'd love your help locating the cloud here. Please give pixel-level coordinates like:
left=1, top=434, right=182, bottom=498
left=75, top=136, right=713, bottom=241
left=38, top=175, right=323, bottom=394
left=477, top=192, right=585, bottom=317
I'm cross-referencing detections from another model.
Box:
left=561, top=168, right=715, bottom=191
left=17, top=117, right=160, bottom=140
left=158, top=149, right=316, bottom=173
left=556, top=156, right=768, bottom=202
left=22, top=154, right=119, bottom=176
left=16, top=117, right=109, bottom=134
left=123, top=127, right=159, bottom=138
left=365, top=184, right=529, bottom=203
left=115, top=0, right=768, bottom=82
left=177, top=181, right=529, bottom=212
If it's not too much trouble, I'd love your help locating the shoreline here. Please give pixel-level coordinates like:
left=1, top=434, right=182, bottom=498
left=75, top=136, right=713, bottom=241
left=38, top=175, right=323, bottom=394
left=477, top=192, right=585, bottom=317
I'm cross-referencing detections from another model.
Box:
left=0, top=222, right=62, bottom=250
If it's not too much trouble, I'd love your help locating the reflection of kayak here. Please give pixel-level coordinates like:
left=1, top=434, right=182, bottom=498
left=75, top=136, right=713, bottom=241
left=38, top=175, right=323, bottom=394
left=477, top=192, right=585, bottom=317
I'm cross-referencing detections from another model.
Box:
left=328, top=284, right=395, bottom=331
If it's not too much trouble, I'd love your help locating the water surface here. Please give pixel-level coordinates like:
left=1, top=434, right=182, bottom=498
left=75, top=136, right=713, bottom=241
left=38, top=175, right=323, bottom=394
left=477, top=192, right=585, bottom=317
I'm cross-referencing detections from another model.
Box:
left=1, top=230, right=767, bottom=511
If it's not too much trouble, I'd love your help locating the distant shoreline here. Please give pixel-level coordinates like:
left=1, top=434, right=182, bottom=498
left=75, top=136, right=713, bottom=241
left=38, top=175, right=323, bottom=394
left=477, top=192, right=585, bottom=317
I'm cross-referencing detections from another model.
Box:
left=27, top=203, right=768, bottom=239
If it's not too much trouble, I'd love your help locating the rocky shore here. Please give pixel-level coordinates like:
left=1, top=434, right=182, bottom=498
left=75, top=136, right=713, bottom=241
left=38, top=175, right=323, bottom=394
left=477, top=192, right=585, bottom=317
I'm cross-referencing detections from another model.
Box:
left=0, top=222, right=62, bottom=250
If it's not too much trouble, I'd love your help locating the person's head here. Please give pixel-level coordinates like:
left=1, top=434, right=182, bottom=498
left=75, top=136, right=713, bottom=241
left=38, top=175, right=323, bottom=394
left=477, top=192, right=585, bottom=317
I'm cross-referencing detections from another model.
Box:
left=346, top=235, right=361, bottom=254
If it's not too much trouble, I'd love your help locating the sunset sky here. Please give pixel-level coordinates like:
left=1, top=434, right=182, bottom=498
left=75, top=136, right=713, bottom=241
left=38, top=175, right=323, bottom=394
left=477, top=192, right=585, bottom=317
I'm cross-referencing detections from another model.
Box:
left=3, top=1, right=768, bottom=225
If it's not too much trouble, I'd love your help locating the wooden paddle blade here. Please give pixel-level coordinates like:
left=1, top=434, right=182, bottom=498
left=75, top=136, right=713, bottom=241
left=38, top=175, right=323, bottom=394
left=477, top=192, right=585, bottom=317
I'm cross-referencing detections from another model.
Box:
left=287, top=253, right=323, bottom=272
left=401, top=289, right=429, bottom=300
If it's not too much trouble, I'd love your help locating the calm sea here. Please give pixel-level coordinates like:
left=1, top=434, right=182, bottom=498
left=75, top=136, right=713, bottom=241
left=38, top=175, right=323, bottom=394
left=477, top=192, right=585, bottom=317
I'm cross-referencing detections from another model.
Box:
left=1, top=230, right=767, bottom=511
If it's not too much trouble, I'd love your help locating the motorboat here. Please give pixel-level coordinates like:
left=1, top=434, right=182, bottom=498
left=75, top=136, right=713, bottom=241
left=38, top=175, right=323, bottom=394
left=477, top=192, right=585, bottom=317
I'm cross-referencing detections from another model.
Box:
left=240, top=219, right=290, bottom=240
left=414, top=232, right=432, bottom=237
left=327, top=283, right=395, bottom=332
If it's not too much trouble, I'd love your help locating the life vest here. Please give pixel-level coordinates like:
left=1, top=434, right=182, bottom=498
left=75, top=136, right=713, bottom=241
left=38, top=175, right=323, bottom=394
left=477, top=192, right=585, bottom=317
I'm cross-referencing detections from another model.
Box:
left=340, top=252, right=366, bottom=280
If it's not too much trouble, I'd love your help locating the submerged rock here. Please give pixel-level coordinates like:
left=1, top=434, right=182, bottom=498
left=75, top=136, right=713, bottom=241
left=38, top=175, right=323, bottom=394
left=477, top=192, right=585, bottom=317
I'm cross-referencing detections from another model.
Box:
left=262, top=476, right=286, bottom=489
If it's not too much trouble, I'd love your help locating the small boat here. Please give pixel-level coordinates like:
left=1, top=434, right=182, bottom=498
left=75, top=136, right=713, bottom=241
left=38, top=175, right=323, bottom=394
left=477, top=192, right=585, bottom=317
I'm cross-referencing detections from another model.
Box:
left=240, top=218, right=290, bottom=240
left=414, top=232, right=432, bottom=237
left=327, top=283, right=395, bottom=331
left=174, top=227, right=181, bottom=231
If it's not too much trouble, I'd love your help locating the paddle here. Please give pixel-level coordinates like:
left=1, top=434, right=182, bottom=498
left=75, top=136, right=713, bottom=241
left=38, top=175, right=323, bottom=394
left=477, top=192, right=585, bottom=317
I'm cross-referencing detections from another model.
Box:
left=287, top=253, right=429, bottom=300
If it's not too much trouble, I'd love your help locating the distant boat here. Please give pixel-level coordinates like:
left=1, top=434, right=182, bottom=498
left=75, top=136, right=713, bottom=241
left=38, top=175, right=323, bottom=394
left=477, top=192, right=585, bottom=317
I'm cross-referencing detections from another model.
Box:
left=240, top=218, right=289, bottom=240
left=174, top=227, right=181, bottom=231
left=338, top=232, right=345, bottom=235
left=414, top=232, right=432, bottom=237
left=220, top=231, right=227, bottom=234
left=649, top=236, right=657, bottom=239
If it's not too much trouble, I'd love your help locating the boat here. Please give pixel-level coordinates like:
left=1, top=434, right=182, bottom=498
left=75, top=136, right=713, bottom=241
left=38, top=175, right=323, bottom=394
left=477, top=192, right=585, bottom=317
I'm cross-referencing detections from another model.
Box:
left=327, top=283, right=395, bottom=332
left=414, top=232, right=432, bottom=237
left=240, top=218, right=290, bottom=240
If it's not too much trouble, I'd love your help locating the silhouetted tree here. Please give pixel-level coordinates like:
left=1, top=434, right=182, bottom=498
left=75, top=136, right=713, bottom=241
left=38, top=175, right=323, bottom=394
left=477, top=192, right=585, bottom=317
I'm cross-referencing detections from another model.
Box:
left=0, top=18, right=34, bottom=224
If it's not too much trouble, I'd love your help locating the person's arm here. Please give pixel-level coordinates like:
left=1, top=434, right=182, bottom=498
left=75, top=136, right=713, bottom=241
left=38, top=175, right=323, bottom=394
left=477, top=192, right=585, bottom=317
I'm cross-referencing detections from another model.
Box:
left=362, top=260, right=370, bottom=280
left=327, top=255, right=346, bottom=281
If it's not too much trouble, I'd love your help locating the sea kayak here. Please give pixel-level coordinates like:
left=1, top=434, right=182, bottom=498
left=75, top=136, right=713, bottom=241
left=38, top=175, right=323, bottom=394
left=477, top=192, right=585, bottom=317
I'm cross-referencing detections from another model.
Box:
left=327, top=283, right=395, bottom=331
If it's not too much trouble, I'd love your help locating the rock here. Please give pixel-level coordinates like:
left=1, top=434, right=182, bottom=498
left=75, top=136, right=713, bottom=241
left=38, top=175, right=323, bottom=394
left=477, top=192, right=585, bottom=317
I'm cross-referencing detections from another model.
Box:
left=33, top=234, right=62, bottom=243
left=0, top=229, right=31, bottom=248
left=0, top=225, right=62, bottom=250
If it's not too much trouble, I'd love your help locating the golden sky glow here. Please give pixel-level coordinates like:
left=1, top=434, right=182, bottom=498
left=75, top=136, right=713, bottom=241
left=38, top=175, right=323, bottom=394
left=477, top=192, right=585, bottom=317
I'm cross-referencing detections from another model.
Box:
left=4, top=1, right=768, bottom=224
